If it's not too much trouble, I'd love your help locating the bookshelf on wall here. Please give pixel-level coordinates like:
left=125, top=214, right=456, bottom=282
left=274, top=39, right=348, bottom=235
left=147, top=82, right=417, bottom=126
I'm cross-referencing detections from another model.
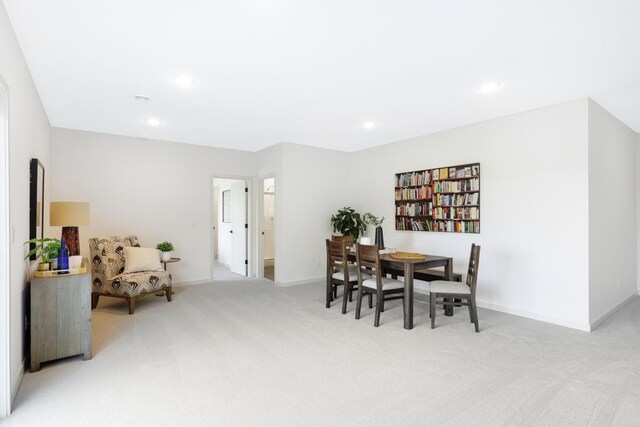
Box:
left=395, top=162, right=480, bottom=233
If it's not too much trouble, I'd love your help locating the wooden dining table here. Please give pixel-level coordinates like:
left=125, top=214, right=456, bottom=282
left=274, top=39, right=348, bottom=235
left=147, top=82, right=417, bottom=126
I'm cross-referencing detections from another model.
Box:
left=346, top=252, right=453, bottom=330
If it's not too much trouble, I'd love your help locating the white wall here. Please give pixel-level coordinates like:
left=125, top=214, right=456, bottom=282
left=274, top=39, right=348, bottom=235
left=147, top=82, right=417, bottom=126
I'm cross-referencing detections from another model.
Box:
left=0, top=2, right=51, bottom=414
left=50, top=128, right=254, bottom=284
left=587, top=99, right=637, bottom=325
left=348, top=99, right=591, bottom=330
left=277, top=143, right=350, bottom=284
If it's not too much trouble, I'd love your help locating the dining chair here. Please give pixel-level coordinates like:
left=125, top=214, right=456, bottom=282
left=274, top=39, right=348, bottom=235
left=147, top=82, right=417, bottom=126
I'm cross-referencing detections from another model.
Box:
left=328, top=235, right=355, bottom=299
left=429, top=243, right=481, bottom=332
left=326, top=239, right=371, bottom=313
left=355, top=243, right=405, bottom=327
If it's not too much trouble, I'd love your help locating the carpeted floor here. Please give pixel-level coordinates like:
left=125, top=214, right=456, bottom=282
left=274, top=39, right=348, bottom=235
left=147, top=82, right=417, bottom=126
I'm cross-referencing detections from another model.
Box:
left=5, top=279, right=640, bottom=426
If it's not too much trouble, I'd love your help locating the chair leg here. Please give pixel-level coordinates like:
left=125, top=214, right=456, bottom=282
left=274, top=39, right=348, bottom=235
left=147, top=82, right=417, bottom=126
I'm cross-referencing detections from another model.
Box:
left=430, top=292, right=436, bottom=329
left=471, top=296, right=479, bottom=332
left=349, top=288, right=353, bottom=302
left=91, top=293, right=100, bottom=310
left=341, top=282, right=350, bottom=314
left=355, top=284, right=363, bottom=319
left=326, top=278, right=332, bottom=308
left=127, top=297, right=136, bottom=315
left=374, top=293, right=382, bottom=327
left=333, top=286, right=337, bottom=299
left=467, top=297, right=474, bottom=323
left=380, top=296, right=385, bottom=313
left=166, top=286, right=173, bottom=302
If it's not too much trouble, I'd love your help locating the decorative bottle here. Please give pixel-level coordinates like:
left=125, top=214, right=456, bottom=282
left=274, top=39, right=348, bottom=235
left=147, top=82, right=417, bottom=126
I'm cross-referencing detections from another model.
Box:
left=58, top=238, right=70, bottom=272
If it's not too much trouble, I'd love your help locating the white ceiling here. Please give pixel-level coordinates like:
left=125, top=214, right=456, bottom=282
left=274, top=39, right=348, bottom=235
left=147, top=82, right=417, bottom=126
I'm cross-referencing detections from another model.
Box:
left=4, top=0, right=640, bottom=152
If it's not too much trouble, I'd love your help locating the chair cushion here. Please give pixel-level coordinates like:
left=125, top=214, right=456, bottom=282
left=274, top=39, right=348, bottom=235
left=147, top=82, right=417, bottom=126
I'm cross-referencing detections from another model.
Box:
left=332, top=269, right=372, bottom=282
left=362, top=277, right=404, bottom=291
left=429, top=280, right=471, bottom=295
left=106, top=271, right=172, bottom=296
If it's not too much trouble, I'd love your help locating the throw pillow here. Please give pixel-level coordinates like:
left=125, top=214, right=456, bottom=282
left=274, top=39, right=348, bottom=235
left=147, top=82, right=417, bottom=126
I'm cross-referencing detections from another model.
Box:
left=123, top=247, right=163, bottom=273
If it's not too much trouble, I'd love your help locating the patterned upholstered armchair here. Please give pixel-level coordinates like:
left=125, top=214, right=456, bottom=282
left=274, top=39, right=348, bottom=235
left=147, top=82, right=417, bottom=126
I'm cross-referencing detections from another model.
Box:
left=89, top=235, right=172, bottom=314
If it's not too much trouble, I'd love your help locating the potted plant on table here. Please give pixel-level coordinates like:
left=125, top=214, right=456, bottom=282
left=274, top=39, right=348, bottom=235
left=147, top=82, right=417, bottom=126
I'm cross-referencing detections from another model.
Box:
left=330, top=207, right=367, bottom=243
left=156, top=241, right=174, bottom=262
left=24, top=238, right=61, bottom=271
left=364, top=213, right=385, bottom=249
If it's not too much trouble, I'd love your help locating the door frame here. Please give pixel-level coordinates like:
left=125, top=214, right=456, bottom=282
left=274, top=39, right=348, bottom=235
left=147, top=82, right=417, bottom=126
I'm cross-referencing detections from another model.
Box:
left=0, top=74, right=11, bottom=417
left=210, top=174, right=253, bottom=280
left=257, top=175, right=276, bottom=280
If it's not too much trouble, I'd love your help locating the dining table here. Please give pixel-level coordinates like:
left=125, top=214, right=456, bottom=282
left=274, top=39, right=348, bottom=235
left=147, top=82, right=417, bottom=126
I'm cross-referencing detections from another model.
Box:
left=347, top=251, right=453, bottom=330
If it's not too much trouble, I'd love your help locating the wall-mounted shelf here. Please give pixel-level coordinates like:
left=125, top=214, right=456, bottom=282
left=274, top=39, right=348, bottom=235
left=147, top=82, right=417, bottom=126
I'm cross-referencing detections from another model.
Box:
left=394, top=162, right=480, bottom=233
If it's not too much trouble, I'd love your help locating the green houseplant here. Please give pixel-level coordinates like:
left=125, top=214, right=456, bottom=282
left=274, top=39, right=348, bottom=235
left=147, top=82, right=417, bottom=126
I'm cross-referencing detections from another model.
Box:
left=330, top=207, right=367, bottom=243
left=156, top=241, right=174, bottom=262
left=24, top=237, right=61, bottom=271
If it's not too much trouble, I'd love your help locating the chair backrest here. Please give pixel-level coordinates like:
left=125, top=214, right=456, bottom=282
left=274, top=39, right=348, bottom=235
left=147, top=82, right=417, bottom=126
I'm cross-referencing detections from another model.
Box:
left=466, top=243, right=481, bottom=294
left=355, top=243, right=382, bottom=291
left=89, top=235, right=140, bottom=283
left=331, top=235, right=354, bottom=247
left=326, top=239, right=350, bottom=281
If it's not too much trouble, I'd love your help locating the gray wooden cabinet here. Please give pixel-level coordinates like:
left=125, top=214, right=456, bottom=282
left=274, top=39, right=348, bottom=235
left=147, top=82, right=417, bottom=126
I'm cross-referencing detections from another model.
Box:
left=30, top=272, right=92, bottom=372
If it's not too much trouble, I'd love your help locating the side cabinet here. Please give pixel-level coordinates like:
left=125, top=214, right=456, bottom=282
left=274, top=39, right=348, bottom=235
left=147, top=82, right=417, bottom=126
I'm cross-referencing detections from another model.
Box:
left=30, top=272, right=92, bottom=372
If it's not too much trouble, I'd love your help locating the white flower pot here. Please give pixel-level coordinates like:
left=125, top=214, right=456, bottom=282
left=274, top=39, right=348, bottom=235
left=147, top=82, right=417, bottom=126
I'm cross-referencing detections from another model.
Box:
left=160, top=251, right=172, bottom=262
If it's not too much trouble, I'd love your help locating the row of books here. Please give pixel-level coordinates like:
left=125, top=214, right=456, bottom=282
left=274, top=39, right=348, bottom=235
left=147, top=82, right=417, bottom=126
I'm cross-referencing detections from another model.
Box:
left=434, top=220, right=480, bottom=233
left=395, top=171, right=430, bottom=187
left=432, top=207, right=479, bottom=220
left=395, top=218, right=480, bottom=233
left=395, top=164, right=480, bottom=187
left=395, top=186, right=432, bottom=201
left=433, top=178, right=479, bottom=193
left=434, top=192, right=479, bottom=206
left=396, top=202, right=433, bottom=217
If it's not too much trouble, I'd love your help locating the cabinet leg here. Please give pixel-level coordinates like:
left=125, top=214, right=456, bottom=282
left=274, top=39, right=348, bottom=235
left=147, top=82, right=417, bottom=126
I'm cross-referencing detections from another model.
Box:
left=91, top=293, right=100, bottom=309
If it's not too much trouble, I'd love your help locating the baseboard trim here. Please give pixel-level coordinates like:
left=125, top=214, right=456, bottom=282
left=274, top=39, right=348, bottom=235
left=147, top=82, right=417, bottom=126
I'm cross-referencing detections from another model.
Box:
left=10, top=359, right=24, bottom=412
left=589, top=293, right=637, bottom=332
left=275, top=277, right=324, bottom=287
left=174, top=279, right=213, bottom=286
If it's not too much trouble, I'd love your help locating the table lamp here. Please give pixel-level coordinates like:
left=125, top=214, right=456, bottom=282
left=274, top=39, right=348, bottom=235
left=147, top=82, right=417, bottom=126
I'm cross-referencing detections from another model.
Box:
left=50, top=202, right=90, bottom=257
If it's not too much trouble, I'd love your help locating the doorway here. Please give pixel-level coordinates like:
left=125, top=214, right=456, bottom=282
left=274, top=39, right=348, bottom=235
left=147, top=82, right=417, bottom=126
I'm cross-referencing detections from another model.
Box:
left=212, top=178, right=248, bottom=279
left=262, top=178, right=275, bottom=281
left=0, top=76, right=10, bottom=417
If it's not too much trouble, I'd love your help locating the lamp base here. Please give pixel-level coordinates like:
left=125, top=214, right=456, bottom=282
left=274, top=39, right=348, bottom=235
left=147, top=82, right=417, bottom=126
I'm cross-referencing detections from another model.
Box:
left=61, top=226, right=80, bottom=256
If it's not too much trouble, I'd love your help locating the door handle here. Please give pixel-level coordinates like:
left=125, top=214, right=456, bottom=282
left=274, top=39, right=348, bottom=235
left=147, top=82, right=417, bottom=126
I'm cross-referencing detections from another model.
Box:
left=229, top=230, right=233, bottom=234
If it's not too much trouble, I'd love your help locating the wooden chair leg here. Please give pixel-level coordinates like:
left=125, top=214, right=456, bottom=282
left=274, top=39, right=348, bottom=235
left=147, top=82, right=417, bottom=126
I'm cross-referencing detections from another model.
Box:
left=430, top=292, right=436, bottom=329
left=467, top=297, right=474, bottom=323
left=166, top=286, right=173, bottom=302
left=326, top=279, right=332, bottom=308
left=355, top=283, right=363, bottom=319
left=374, top=292, right=382, bottom=327
left=91, top=293, right=100, bottom=310
left=368, top=293, right=373, bottom=309
left=380, top=296, right=385, bottom=313
left=341, top=282, right=350, bottom=314
left=349, top=288, right=353, bottom=302
left=128, top=297, right=136, bottom=315
left=333, top=286, right=337, bottom=299
left=471, top=297, right=479, bottom=332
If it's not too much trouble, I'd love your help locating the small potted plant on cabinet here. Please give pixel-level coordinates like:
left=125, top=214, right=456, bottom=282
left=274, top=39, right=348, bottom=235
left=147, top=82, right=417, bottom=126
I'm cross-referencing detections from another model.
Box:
left=24, top=238, right=61, bottom=271
left=156, top=241, right=174, bottom=262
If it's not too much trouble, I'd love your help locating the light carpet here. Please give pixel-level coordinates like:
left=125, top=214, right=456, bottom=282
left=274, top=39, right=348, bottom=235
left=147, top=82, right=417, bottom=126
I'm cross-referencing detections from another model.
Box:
left=5, top=279, right=640, bottom=426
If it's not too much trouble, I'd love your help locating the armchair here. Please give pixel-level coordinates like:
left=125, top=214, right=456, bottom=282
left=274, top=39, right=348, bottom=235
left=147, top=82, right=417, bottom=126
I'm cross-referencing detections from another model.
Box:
left=89, top=235, right=172, bottom=314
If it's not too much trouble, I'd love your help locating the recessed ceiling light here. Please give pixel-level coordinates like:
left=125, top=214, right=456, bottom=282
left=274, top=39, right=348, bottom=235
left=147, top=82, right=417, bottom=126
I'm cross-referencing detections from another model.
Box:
left=175, top=74, right=194, bottom=89
left=478, top=82, right=501, bottom=94
left=147, top=118, right=160, bottom=126
left=133, top=94, right=151, bottom=101
left=362, top=121, right=376, bottom=129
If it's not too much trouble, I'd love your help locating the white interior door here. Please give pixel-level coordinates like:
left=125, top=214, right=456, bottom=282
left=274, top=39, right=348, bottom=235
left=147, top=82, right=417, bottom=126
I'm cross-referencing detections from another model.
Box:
left=230, top=180, right=247, bottom=276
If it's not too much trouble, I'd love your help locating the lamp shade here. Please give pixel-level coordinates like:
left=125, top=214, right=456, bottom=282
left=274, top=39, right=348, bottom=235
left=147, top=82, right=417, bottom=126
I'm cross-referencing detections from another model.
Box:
left=50, top=202, right=90, bottom=226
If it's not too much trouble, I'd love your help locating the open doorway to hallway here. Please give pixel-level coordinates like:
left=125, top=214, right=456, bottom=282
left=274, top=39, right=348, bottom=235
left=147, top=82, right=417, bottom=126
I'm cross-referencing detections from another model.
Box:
left=212, top=178, right=248, bottom=280
left=262, top=178, right=275, bottom=281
